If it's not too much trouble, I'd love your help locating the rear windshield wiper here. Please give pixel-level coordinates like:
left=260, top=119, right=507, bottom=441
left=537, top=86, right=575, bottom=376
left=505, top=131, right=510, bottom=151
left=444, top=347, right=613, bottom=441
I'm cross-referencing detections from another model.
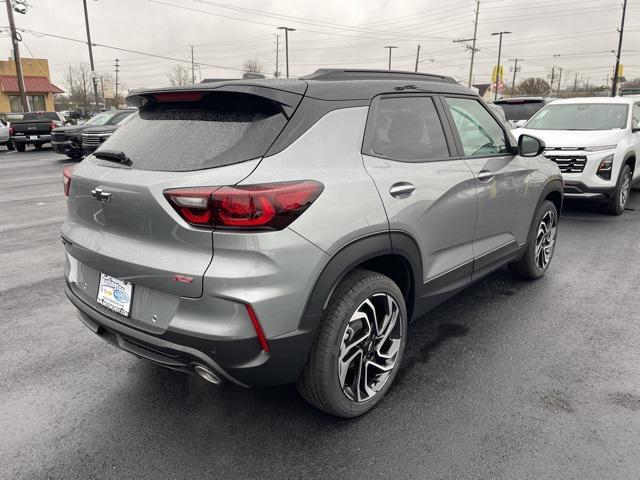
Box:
left=94, top=149, right=132, bottom=166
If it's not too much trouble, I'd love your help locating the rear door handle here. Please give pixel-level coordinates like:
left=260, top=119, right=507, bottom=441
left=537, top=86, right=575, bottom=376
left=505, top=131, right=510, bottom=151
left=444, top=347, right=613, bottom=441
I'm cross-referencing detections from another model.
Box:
left=478, top=170, right=494, bottom=182
left=389, top=182, right=416, bottom=198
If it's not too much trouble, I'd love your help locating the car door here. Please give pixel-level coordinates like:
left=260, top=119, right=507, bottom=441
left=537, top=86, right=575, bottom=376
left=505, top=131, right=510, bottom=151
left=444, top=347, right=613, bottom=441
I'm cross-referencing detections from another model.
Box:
left=361, top=94, right=478, bottom=312
left=441, top=96, right=537, bottom=280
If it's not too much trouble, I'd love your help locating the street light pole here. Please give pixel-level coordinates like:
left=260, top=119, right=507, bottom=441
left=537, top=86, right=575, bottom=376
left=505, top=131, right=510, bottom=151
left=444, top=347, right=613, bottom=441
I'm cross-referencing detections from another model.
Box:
left=277, top=27, right=295, bottom=78
left=5, top=0, right=29, bottom=112
left=415, top=44, right=421, bottom=72
left=491, top=31, right=511, bottom=101
left=384, top=46, right=398, bottom=70
left=82, top=0, right=100, bottom=112
left=611, top=0, right=628, bottom=96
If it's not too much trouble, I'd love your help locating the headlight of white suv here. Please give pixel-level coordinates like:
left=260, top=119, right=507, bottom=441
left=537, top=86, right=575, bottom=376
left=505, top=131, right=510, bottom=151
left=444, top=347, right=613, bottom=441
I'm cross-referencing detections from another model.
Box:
left=597, top=154, right=614, bottom=180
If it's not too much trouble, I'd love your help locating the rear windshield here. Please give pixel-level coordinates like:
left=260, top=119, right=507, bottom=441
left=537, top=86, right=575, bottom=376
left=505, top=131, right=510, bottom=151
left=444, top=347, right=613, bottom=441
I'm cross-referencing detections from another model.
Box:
left=98, top=92, right=287, bottom=171
left=22, top=112, right=59, bottom=121
left=495, top=101, right=545, bottom=121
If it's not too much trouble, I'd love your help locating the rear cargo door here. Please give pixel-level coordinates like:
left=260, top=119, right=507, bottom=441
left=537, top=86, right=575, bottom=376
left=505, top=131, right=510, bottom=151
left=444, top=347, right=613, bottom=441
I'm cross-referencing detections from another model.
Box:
left=63, top=87, right=304, bottom=306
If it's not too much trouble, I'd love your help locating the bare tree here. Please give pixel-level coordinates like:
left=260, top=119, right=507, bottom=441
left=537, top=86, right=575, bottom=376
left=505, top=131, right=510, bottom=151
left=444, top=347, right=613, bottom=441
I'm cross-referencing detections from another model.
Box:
left=242, top=58, right=264, bottom=74
left=517, top=78, right=551, bottom=96
left=64, top=63, right=92, bottom=114
left=167, top=64, right=192, bottom=86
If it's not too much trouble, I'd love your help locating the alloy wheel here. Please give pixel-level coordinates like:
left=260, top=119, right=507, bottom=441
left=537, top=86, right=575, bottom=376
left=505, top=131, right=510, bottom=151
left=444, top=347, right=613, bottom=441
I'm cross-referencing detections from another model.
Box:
left=337, top=293, right=402, bottom=403
left=620, top=171, right=632, bottom=209
left=535, top=210, right=557, bottom=271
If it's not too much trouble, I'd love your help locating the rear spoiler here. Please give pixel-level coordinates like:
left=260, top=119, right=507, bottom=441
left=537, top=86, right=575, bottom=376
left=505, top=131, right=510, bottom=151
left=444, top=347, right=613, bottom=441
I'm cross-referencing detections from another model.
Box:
left=126, top=83, right=307, bottom=119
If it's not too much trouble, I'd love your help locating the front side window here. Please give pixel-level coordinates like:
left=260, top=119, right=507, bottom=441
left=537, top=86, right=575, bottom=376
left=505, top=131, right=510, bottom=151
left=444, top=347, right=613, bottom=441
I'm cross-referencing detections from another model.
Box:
left=370, top=96, right=449, bottom=161
left=525, top=103, right=629, bottom=131
left=445, top=97, right=509, bottom=157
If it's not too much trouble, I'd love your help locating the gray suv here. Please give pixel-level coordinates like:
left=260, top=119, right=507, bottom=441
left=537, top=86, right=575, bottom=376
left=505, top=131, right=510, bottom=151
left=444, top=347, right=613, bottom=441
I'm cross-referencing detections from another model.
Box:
left=62, top=69, right=563, bottom=417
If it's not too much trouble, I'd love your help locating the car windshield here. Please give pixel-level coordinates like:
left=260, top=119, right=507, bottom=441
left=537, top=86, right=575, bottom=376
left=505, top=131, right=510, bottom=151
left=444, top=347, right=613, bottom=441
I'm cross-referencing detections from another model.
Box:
left=85, top=111, right=134, bottom=127
left=84, top=113, right=112, bottom=126
left=525, top=103, right=629, bottom=130
left=497, top=101, right=545, bottom=121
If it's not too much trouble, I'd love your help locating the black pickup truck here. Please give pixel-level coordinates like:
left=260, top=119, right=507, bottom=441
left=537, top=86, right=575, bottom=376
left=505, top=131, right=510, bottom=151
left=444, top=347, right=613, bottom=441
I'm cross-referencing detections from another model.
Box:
left=11, top=111, right=66, bottom=152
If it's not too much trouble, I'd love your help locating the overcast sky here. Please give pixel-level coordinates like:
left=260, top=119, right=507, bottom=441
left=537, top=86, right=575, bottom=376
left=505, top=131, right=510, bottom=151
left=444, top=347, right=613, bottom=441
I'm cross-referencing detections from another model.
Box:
left=2, top=0, right=639, bottom=92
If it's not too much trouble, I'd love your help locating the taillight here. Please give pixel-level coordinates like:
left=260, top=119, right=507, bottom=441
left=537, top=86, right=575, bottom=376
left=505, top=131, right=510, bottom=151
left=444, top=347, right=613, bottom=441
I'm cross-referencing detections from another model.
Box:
left=164, top=181, right=324, bottom=230
left=63, top=166, right=73, bottom=197
left=153, top=91, right=204, bottom=103
left=9, top=126, right=14, bottom=136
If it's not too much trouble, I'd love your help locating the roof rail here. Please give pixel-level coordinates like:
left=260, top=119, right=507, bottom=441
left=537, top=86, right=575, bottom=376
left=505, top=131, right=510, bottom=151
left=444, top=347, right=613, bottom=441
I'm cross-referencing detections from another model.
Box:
left=300, top=68, right=458, bottom=84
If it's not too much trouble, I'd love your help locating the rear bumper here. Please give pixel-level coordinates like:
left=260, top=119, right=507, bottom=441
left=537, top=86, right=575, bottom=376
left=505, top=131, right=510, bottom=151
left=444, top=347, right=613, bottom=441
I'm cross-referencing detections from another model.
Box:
left=12, top=134, right=51, bottom=143
left=65, top=285, right=316, bottom=387
left=563, top=181, right=616, bottom=200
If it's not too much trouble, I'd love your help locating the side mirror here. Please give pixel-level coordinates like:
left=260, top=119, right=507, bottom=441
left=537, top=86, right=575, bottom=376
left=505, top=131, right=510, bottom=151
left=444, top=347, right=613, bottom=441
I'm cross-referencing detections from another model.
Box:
left=518, top=134, right=545, bottom=157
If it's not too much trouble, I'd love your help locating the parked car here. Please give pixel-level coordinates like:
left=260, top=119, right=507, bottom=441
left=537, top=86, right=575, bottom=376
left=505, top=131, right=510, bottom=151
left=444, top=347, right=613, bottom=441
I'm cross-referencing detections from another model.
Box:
left=514, top=97, right=640, bottom=215
left=494, top=97, right=555, bottom=128
left=0, top=116, right=14, bottom=150
left=81, top=110, right=136, bottom=155
left=10, top=111, right=66, bottom=152
left=53, top=110, right=135, bottom=160
left=62, top=69, right=563, bottom=417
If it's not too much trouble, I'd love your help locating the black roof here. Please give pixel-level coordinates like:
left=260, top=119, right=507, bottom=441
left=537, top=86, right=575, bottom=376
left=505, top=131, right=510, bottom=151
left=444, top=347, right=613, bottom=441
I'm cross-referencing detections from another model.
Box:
left=128, top=69, right=473, bottom=104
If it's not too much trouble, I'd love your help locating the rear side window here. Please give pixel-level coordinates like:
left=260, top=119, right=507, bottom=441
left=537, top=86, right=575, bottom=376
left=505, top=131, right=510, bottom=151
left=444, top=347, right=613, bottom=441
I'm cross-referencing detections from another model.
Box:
left=368, top=97, right=449, bottom=161
left=98, top=92, right=287, bottom=171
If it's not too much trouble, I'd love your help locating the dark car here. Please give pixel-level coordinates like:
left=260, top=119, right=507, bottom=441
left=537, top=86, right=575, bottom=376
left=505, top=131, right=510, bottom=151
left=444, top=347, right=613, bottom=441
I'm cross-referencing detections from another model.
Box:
left=10, top=111, right=66, bottom=151
left=493, top=97, right=555, bottom=128
left=81, top=110, right=135, bottom=155
left=53, top=110, right=135, bottom=159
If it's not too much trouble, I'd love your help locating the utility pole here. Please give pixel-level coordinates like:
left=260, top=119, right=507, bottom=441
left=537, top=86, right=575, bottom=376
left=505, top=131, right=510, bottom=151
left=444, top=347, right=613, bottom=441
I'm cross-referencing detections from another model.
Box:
left=510, top=58, right=519, bottom=90
left=550, top=67, right=555, bottom=95
left=384, top=45, right=398, bottom=70
left=557, top=67, right=563, bottom=96
left=82, top=0, right=100, bottom=112
left=611, top=0, right=628, bottom=96
left=469, top=0, right=480, bottom=88
left=491, top=31, right=511, bottom=101
left=114, top=59, right=119, bottom=108
left=453, top=1, right=480, bottom=88
left=100, top=76, right=105, bottom=108
left=190, top=45, right=195, bottom=84
left=274, top=34, right=280, bottom=78
left=5, top=0, right=29, bottom=112
left=574, top=73, right=578, bottom=92
left=277, top=26, right=295, bottom=78
left=415, top=44, right=421, bottom=72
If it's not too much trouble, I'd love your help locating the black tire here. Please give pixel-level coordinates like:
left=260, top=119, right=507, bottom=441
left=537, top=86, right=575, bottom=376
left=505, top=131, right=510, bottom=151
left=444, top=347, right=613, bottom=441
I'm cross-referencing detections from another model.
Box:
left=296, top=269, right=407, bottom=418
left=15, top=142, right=25, bottom=152
left=6, top=140, right=14, bottom=151
left=605, top=164, right=632, bottom=215
left=33, top=142, right=43, bottom=150
left=508, top=200, right=558, bottom=280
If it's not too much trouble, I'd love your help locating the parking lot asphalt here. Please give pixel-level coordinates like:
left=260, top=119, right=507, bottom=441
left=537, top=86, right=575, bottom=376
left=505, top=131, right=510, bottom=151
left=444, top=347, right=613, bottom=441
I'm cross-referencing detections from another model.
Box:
left=1, top=148, right=639, bottom=480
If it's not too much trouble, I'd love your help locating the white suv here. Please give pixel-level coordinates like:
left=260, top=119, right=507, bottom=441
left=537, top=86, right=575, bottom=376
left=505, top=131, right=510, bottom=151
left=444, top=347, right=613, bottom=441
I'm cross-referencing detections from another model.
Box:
left=515, top=97, right=640, bottom=214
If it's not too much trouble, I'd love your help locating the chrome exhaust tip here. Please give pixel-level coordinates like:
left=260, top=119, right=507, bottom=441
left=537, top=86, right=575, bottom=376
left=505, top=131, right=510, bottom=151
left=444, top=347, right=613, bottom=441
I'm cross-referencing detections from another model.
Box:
left=193, top=364, right=222, bottom=385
